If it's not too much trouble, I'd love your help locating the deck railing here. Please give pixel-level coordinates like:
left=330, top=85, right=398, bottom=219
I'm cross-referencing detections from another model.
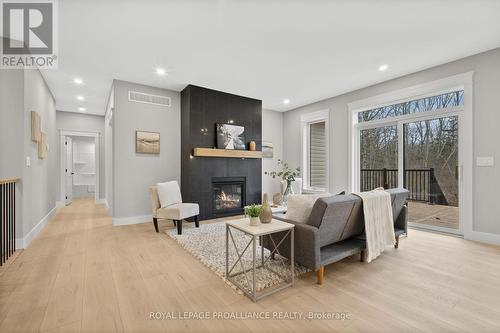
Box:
left=360, top=168, right=399, bottom=192
left=1, top=178, right=19, bottom=265
left=360, top=168, right=446, bottom=204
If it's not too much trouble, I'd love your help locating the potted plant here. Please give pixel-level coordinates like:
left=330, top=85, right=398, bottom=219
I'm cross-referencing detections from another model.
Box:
left=244, top=204, right=263, bottom=226
left=264, top=159, right=300, bottom=206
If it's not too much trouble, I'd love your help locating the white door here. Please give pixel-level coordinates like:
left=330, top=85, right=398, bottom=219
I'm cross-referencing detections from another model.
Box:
left=65, top=137, right=73, bottom=205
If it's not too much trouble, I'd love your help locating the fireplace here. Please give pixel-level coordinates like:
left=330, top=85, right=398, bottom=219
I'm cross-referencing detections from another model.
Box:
left=212, top=177, right=246, bottom=216
left=181, top=85, right=262, bottom=220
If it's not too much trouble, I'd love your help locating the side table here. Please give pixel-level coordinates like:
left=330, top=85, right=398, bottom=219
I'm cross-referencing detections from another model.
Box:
left=225, top=218, right=294, bottom=302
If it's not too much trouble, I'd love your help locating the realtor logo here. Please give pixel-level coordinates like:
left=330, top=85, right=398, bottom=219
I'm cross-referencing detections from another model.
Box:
left=1, top=0, right=58, bottom=68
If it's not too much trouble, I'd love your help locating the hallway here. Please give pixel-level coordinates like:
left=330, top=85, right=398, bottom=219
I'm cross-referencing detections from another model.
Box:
left=1, top=199, right=500, bottom=332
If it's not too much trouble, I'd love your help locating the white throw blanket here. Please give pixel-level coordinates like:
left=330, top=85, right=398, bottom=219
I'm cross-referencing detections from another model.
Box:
left=353, top=188, right=395, bottom=263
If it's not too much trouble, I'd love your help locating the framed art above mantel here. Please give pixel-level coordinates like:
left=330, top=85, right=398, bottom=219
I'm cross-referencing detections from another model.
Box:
left=216, top=123, right=246, bottom=150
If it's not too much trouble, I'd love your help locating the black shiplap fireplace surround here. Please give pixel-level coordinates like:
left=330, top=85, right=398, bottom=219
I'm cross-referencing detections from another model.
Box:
left=180, top=85, right=262, bottom=220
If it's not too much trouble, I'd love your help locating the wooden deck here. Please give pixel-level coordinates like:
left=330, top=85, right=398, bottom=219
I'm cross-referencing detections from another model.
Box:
left=408, top=201, right=459, bottom=230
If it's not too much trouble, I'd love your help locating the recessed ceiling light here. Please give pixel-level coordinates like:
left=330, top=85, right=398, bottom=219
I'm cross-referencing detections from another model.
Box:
left=76, top=95, right=85, bottom=101
left=283, top=99, right=290, bottom=105
left=155, top=68, right=166, bottom=76
left=73, top=77, right=83, bottom=84
left=78, top=107, right=86, bottom=112
left=378, top=64, right=389, bottom=72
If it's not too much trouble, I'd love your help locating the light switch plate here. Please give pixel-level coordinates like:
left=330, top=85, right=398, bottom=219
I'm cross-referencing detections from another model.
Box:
left=26, top=156, right=31, bottom=167
left=476, top=156, right=494, bottom=167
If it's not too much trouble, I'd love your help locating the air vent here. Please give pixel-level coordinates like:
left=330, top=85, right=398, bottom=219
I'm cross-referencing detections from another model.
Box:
left=128, top=91, right=171, bottom=107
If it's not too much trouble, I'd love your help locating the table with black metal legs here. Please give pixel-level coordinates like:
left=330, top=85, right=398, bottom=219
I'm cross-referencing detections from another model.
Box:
left=225, top=218, right=294, bottom=302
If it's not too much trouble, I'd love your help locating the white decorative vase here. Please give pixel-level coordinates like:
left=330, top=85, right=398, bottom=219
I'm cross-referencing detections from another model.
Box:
left=249, top=217, right=261, bottom=226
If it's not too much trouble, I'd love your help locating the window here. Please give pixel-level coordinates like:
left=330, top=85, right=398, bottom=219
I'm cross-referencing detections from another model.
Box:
left=358, top=90, right=464, bottom=123
left=309, top=122, right=327, bottom=188
left=359, top=125, right=398, bottom=191
left=301, top=110, right=329, bottom=192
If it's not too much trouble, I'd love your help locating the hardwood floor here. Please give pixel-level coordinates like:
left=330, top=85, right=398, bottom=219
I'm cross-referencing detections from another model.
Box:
left=1, top=198, right=500, bottom=332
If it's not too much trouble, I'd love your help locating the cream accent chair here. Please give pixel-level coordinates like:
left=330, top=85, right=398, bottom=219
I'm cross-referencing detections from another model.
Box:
left=149, top=183, right=199, bottom=235
left=280, top=177, right=303, bottom=195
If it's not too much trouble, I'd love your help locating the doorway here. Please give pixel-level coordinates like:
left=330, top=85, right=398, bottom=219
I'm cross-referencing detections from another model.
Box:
left=59, top=130, right=100, bottom=205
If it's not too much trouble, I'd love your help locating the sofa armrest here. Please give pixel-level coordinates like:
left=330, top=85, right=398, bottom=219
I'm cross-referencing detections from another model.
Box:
left=149, top=186, right=160, bottom=218
left=395, top=203, right=408, bottom=234
left=272, top=214, right=293, bottom=223
left=262, top=220, right=321, bottom=271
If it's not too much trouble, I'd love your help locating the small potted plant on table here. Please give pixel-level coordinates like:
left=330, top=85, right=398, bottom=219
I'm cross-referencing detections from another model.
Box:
left=244, top=204, right=263, bottom=226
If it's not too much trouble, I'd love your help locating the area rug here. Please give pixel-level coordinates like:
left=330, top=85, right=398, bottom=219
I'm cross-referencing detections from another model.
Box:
left=166, top=222, right=310, bottom=293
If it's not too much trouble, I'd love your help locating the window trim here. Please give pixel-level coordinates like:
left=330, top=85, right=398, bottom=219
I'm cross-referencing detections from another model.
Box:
left=301, top=109, right=330, bottom=193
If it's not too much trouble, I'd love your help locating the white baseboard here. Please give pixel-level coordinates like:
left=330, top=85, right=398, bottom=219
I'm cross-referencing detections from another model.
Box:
left=56, top=200, right=65, bottom=208
left=113, top=214, right=152, bottom=226
left=15, top=238, right=24, bottom=249
left=465, top=231, right=500, bottom=246
left=97, top=198, right=110, bottom=214
left=16, top=206, right=56, bottom=249
left=95, top=199, right=110, bottom=217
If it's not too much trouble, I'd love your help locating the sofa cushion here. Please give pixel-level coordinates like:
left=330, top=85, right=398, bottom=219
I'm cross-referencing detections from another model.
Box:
left=157, top=181, right=182, bottom=208
left=157, top=203, right=199, bottom=220
left=285, top=193, right=331, bottom=223
left=307, top=194, right=365, bottom=247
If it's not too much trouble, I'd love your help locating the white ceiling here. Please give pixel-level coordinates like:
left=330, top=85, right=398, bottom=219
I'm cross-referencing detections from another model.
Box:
left=42, top=0, right=500, bottom=116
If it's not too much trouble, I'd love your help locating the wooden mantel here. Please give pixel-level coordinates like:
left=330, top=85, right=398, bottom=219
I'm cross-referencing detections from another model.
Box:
left=193, top=148, right=262, bottom=159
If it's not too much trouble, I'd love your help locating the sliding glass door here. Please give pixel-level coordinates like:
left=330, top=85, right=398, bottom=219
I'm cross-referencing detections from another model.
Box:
left=355, top=90, right=463, bottom=234
left=403, top=116, right=459, bottom=231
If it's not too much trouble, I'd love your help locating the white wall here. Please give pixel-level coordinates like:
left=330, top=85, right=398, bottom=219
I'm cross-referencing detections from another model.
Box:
left=0, top=69, right=24, bottom=179
left=22, top=69, right=57, bottom=243
left=104, top=87, right=114, bottom=214
left=0, top=64, right=24, bottom=239
left=1, top=37, right=57, bottom=247
left=57, top=111, right=105, bottom=132
left=112, top=80, right=180, bottom=222
left=262, top=109, right=283, bottom=200
left=56, top=111, right=105, bottom=200
left=283, top=47, right=500, bottom=238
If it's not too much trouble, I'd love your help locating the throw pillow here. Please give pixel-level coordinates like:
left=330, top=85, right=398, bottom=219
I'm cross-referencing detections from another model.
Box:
left=285, top=193, right=331, bottom=223
left=156, top=181, right=183, bottom=208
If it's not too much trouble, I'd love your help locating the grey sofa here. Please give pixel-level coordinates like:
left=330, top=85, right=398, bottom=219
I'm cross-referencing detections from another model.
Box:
left=263, top=188, right=409, bottom=284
